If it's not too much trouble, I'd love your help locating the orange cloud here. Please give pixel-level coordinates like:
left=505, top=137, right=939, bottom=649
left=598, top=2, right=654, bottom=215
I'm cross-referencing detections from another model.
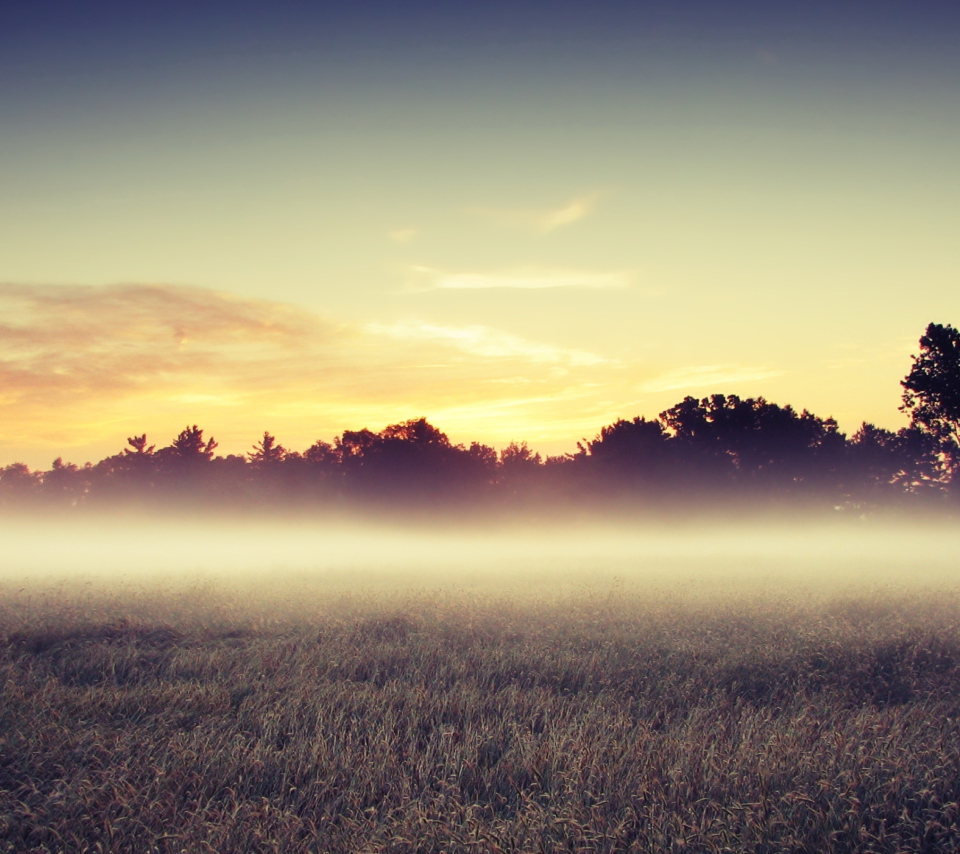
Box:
left=0, top=283, right=793, bottom=467
left=0, top=283, right=631, bottom=464
left=0, top=283, right=334, bottom=406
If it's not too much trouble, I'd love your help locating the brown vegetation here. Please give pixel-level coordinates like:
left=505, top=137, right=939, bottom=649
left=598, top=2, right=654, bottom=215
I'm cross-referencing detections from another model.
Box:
left=1, top=587, right=959, bottom=852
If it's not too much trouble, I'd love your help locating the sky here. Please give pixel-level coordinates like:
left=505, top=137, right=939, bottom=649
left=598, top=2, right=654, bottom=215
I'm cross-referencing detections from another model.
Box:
left=2, top=1, right=959, bottom=467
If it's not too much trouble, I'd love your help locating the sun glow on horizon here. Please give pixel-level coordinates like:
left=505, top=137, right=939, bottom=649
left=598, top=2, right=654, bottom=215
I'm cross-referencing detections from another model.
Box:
left=0, top=280, right=917, bottom=468
left=1, top=5, right=957, bottom=467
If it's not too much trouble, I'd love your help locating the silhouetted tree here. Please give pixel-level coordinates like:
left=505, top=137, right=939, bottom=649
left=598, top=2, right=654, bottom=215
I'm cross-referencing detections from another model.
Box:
left=90, top=434, right=162, bottom=501
left=845, top=423, right=941, bottom=500
left=169, top=425, right=218, bottom=461
left=5, top=381, right=957, bottom=511
left=207, top=453, right=251, bottom=503
left=497, top=441, right=543, bottom=498
left=0, top=463, right=40, bottom=504
left=659, top=394, right=843, bottom=495
left=337, top=418, right=478, bottom=500
left=466, top=442, right=499, bottom=479
left=381, top=418, right=449, bottom=447
left=499, top=441, right=541, bottom=472
left=336, top=428, right=378, bottom=461
left=124, top=434, right=155, bottom=456
left=249, top=432, right=286, bottom=465
left=584, top=417, right=668, bottom=491
left=901, top=322, right=960, bottom=484
left=304, top=439, right=338, bottom=467
left=152, top=426, right=219, bottom=499
left=41, top=457, right=89, bottom=504
left=658, top=395, right=735, bottom=485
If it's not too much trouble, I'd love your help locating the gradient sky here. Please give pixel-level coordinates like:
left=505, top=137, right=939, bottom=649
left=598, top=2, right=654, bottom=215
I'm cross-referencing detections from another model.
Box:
left=2, top=1, right=959, bottom=467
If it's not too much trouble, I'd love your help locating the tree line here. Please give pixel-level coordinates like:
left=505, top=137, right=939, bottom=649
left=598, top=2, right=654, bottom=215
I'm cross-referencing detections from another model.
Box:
left=2, top=322, right=958, bottom=512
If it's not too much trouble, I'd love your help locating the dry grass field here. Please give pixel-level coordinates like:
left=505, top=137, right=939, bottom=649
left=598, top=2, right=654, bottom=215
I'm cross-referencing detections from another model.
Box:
left=2, top=577, right=960, bottom=854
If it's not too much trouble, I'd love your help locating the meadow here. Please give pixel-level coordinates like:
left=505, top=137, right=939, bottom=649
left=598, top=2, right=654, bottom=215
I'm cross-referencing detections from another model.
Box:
left=1, top=518, right=960, bottom=853
left=2, top=571, right=960, bottom=853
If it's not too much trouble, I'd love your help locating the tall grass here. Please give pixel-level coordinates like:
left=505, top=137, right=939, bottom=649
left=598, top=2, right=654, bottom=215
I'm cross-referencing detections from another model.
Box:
left=1, top=586, right=959, bottom=852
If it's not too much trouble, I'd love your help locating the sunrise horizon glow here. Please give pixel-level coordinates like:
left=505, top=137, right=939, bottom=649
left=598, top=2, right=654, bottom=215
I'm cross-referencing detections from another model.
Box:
left=3, top=2, right=959, bottom=469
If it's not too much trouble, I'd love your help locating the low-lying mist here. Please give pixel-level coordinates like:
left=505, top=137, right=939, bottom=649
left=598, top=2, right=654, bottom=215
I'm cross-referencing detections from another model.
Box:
left=4, top=511, right=960, bottom=852
left=3, top=513, right=958, bottom=618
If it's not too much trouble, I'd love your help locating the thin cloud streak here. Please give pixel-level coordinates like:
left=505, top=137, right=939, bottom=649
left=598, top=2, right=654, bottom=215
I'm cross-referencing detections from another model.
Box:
left=388, top=227, right=419, bottom=244
left=0, top=283, right=337, bottom=404
left=0, top=284, right=792, bottom=466
left=638, top=365, right=784, bottom=395
left=468, top=193, right=600, bottom=234
left=0, top=283, right=623, bottom=461
left=407, top=266, right=632, bottom=291
left=366, top=320, right=608, bottom=366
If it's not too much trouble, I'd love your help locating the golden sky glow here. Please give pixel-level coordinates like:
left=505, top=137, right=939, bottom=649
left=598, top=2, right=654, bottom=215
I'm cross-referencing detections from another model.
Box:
left=1, top=282, right=781, bottom=464
left=1, top=5, right=959, bottom=467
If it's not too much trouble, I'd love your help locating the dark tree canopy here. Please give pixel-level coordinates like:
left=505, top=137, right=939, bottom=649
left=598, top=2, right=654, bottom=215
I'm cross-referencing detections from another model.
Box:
left=249, top=432, right=286, bottom=465
left=587, top=417, right=666, bottom=464
left=901, top=323, right=960, bottom=482
left=658, top=394, right=842, bottom=489
left=124, top=435, right=155, bottom=456
left=168, top=425, right=218, bottom=461
left=582, top=417, right=668, bottom=488
left=380, top=418, right=450, bottom=447
left=902, top=323, right=960, bottom=444
left=4, top=324, right=960, bottom=512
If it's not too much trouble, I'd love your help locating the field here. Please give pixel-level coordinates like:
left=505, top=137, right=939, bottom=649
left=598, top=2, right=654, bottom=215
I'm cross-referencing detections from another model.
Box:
left=2, top=566, right=960, bottom=854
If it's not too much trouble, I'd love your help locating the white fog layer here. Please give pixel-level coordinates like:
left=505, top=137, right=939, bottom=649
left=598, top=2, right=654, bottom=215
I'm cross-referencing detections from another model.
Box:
left=1, top=518, right=956, bottom=601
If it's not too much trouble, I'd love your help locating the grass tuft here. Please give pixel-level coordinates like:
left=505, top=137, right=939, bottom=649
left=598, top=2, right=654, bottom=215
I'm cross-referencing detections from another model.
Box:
left=1, top=588, right=959, bottom=852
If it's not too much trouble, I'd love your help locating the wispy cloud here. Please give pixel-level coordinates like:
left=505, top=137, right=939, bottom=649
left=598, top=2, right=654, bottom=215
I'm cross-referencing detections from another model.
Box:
left=407, top=265, right=631, bottom=291
left=0, top=283, right=622, bottom=463
left=638, top=365, right=783, bottom=395
left=388, top=227, right=418, bottom=244
left=468, top=193, right=600, bottom=234
left=0, top=283, right=328, bottom=402
left=0, top=282, right=316, bottom=349
left=367, top=321, right=608, bottom=366
left=0, top=284, right=792, bottom=467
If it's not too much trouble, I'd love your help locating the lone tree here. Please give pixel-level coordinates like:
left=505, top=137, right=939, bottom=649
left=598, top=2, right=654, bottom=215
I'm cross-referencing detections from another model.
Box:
left=249, top=432, right=286, bottom=465
left=169, top=425, right=218, bottom=462
left=901, top=322, right=960, bottom=482
left=124, top=434, right=155, bottom=456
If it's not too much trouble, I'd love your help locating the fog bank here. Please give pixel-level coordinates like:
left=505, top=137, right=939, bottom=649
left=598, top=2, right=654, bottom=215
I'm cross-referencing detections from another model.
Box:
left=2, top=516, right=956, bottom=603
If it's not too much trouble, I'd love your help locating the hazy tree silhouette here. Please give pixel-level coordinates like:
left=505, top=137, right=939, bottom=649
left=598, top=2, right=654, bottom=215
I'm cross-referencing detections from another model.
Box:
left=336, top=428, right=378, bottom=462
left=334, top=418, right=484, bottom=501
left=658, top=396, right=735, bottom=486
left=87, top=434, right=163, bottom=503
left=846, top=423, right=940, bottom=499
left=304, top=440, right=338, bottom=467
left=380, top=418, right=449, bottom=447
left=583, top=417, right=668, bottom=486
left=8, top=349, right=960, bottom=512
left=148, top=425, right=220, bottom=500
left=124, top=435, right=155, bottom=456
left=499, top=441, right=542, bottom=472
left=374, top=418, right=454, bottom=496
left=902, top=322, right=960, bottom=484
left=496, top=441, right=544, bottom=499
left=249, top=432, right=286, bottom=465
left=0, top=462, right=41, bottom=504
left=41, top=457, right=87, bottom=502
left=168, top=425, right=218, bottom=461
left=659, top=395, right=844, bottom=494
left=466, top=442, right=499, bottom=482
